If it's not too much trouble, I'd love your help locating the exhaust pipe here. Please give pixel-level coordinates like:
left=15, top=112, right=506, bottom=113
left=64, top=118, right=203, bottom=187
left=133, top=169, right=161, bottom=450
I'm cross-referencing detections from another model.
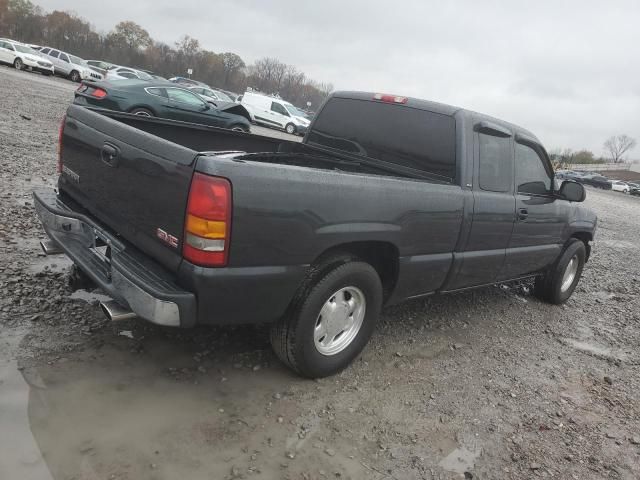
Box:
left=40, top=240, right=63, bottom=255
left=100, top=300, right=137, bottom=321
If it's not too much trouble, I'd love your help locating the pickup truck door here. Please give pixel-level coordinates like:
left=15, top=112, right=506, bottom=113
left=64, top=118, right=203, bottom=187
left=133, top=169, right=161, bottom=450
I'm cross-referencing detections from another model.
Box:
left=498, top=139, right=567, bottom=279
left=446, top=122, right=516, bottom=290
left=165, top=88, right=226, bottom=127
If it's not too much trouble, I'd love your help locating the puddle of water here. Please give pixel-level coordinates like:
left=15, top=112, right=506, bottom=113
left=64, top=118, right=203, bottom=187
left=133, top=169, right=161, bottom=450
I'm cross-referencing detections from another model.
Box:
left=27, top=255, right=72, bottom=275
left=439, top=445, right=481, bottom=475
left=69, top=289, right=112, bottom=304
left=0, top=330, right=54, bottom=480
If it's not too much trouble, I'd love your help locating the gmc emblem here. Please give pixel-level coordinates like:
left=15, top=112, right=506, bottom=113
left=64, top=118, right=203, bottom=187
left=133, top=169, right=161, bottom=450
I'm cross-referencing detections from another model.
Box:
left=156, top=228, right=178, bottom=248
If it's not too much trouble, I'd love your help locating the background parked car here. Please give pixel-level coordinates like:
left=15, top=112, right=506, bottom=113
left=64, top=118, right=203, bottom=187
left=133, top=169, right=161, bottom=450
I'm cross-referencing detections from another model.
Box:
left=241, top=91, right=310, bottom=135
left=86, top=60, right=115, bottom=76
left=611, top=181, right=630, bottom=194
left=106, top=66, right=154, bottom=81
left=35, top=46, right=102, bottom=82
left=73, top=79, right=252, bottom=132
left=630, top=186, right=640, bottom=196
left=580, top=174, right=612, bottom=189
left=187, top=86, right=234, bottom=104
left=0, top=40, right=54, bottom=75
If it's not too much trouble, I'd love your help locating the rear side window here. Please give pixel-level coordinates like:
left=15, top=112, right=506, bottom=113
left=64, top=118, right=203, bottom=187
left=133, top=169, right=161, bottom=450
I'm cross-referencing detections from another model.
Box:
left=49, top=49, right=60, bottom=58
left=40, top=47, right=51, bottom=54
left=308, top=98, right=456, bottom=181
left=479, top=133, right=512, bottom=192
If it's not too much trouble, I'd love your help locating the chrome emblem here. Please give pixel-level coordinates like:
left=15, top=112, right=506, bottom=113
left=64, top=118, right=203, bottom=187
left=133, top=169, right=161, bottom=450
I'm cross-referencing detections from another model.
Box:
left=156, top=228, right=178, bottom=248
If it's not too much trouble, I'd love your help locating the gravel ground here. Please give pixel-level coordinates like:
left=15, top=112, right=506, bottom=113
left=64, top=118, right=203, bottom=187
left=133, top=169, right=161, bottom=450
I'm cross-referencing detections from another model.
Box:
left=1, top=65, right=640, bottom=480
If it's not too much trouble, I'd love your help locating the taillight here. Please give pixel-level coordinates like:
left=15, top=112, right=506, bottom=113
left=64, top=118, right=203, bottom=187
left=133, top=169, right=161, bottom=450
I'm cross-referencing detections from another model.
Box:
left=77, top=83, right=107, bottom=99
left=373, top=93, right=408, bottom=104
left=183, top=173, right=232, bottom=267
left=91, top=87, right=107, bottom=99
left=57, top=114, right=66, bottom=174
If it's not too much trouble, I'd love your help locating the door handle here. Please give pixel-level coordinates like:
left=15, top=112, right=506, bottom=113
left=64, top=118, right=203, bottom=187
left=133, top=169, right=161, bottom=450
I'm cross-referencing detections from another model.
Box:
left=100, top=143, right=119, bottom=168
left=518, top=208, right=528, bottom=220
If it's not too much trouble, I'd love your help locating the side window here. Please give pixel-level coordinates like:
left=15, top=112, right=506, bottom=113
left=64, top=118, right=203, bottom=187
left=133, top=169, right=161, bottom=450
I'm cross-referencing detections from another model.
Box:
left=167, top=88, right=206, bottom=107
left=40, top=47, right=51, bottom=54
left=118, top=72, right=137, bottom=79
left=479, top=133, right=512, bottom=192
left=5, top=42, right=15, bottom=51
left=271, top=102, right=289, bottom=116
left=49, top=50, right=61, bottom=58
left=146, top=87, right=167, bottom=98
left=0, top=41, right=6, bottom=49
left=59, top=53, right=70, bottom=63
left=515, top=143, right=552, bottom=194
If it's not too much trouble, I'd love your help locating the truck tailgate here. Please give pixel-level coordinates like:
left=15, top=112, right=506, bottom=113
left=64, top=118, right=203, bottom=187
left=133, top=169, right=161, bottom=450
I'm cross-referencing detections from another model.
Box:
left=59, top=105, right=196, bottom=273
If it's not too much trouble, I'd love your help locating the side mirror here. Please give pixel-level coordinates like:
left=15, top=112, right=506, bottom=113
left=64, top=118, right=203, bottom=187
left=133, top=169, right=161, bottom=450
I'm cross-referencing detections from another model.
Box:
left=558, top=180, right=586, bottom=202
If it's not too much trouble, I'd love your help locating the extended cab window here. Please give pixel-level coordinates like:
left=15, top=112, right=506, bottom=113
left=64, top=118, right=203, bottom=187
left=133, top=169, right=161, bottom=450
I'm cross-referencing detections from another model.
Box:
left=308, top=98, right=456, bottom=181
left=515, top=143, right=552, bottom=194
left=479, top=133, right=512, bottom=192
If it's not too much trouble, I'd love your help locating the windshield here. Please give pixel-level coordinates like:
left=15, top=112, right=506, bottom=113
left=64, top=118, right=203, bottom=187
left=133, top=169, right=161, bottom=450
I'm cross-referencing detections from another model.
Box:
left=14, top=44, right=38, bottom=54
left=69, top=55, right=86, bottom=65
left=285, top=103, right=305, bottom=117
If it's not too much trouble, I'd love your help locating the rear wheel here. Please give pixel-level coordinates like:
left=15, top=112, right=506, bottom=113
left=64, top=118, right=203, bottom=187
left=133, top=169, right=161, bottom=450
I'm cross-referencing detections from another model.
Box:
left=285, top=123, right=296, bottom=135
left=14, top=58, right=23, bottom=70
left=69, top=70, right=81, bottom=82
left=129, top=108, right=154, bottom=117
left=624, top=189, right=629, bottom=194
left=270, top=257, right=382, bottom=378
left=535, top=239, right=586, bottom=304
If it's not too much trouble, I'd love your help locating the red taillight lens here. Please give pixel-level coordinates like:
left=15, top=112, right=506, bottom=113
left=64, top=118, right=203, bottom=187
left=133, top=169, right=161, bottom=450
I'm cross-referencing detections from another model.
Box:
left=373, top=93, right=408, bottom=104
left=57, top=114, right=66, bottom=174
left=91, top=88, right=107, bottom=99
left=183, top=173, right=232, bottom=267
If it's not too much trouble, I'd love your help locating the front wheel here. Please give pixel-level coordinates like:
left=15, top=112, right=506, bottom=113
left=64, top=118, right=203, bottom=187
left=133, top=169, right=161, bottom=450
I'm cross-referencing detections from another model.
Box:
left=285, top=123, right=296, bottom=135
left=535, top=239, right=586, bottom=304
left=69, top=70, right=81, bottom=82
left=623, top=189, right=629, bottom=194
left=14, top=58, right=24, bottom=70
left=270, top=258, right=382, bottom=378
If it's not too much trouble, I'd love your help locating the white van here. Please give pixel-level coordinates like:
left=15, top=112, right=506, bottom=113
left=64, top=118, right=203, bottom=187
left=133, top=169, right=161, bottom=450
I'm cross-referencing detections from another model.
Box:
left=241, top=92, right=310, bottom=135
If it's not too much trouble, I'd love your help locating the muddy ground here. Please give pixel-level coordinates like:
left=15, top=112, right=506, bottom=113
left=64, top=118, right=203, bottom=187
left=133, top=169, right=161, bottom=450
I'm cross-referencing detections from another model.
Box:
left=1, top=66, right=639, bottom=480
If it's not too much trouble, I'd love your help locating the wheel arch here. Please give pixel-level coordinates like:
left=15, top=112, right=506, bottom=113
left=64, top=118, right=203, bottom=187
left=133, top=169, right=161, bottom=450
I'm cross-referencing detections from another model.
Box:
left=569, top=231, right=592, bottom=262
left=309, top=241, right=400, bottom=303
left=127, top=105, right=158, bottom=116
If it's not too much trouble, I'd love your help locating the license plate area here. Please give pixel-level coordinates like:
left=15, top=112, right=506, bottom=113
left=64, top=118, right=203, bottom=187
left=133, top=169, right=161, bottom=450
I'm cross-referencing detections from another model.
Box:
left=89, top=228, right=112, bottom=266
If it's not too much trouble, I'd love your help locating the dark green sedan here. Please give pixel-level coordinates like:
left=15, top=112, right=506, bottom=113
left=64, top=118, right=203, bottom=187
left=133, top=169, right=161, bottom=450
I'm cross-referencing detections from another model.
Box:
left=74, top=80, right=251, bottom=132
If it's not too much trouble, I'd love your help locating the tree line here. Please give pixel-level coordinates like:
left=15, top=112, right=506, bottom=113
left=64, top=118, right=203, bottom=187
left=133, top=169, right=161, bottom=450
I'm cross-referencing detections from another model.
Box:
left=0, top=0, right=333, bottom=109
left=549, top=134, right=637, bottom=166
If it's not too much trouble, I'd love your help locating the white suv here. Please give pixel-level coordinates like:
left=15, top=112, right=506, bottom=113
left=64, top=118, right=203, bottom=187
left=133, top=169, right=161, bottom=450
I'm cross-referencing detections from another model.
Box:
left=35, top=46, right=103, bottom=82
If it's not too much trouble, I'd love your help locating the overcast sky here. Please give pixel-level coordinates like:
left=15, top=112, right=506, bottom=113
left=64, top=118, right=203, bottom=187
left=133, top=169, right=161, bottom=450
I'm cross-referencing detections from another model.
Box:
left=35, top=0, right=640, bottom=157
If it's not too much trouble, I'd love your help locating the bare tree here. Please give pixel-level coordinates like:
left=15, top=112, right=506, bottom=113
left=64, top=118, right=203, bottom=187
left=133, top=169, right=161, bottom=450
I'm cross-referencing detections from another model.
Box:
left=604, top=135, right=637, bottom=163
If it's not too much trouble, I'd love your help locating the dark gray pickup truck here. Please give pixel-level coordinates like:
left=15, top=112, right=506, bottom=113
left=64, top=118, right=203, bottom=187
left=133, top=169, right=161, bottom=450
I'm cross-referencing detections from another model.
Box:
left=34, top=91, right=596, bottom=377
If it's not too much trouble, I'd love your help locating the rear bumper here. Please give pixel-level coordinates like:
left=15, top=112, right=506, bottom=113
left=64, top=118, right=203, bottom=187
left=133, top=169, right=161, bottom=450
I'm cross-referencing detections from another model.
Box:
left=33, top=188, right=308, bottom=327
left=33, top=189, right=196, bottom=327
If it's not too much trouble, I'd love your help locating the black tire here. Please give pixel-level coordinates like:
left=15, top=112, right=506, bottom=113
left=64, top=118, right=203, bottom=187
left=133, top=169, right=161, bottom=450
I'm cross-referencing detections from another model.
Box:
left=43, top=72, right=52, bottom=76
left=230, top=124, right=249, bottom=133
left=270, top=257, right=383, bottom=378
left=129, top=107, right=155, bottom=117
left=535, top=238, right=586, bottom=304
left=285, top=123, right=296, bottom=135
left=14, top=58, right=24, bottom=71
left=69, top=70, right=81, bottom=82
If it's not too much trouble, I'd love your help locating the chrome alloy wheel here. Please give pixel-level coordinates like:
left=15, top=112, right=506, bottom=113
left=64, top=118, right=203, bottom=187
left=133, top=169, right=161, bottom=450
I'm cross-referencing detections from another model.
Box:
left=560, top=254, right=579, bottom=293
left=314, top=286, right=366, bottom=356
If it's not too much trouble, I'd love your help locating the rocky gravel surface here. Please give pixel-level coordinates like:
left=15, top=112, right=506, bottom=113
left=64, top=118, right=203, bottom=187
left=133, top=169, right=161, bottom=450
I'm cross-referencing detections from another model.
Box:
left=1, top=65, right=640, bottom=479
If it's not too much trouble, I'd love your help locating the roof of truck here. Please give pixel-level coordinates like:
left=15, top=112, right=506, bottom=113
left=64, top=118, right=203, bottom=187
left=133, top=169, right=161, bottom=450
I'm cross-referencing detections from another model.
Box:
left=332, top=91, right=541, bottom=145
